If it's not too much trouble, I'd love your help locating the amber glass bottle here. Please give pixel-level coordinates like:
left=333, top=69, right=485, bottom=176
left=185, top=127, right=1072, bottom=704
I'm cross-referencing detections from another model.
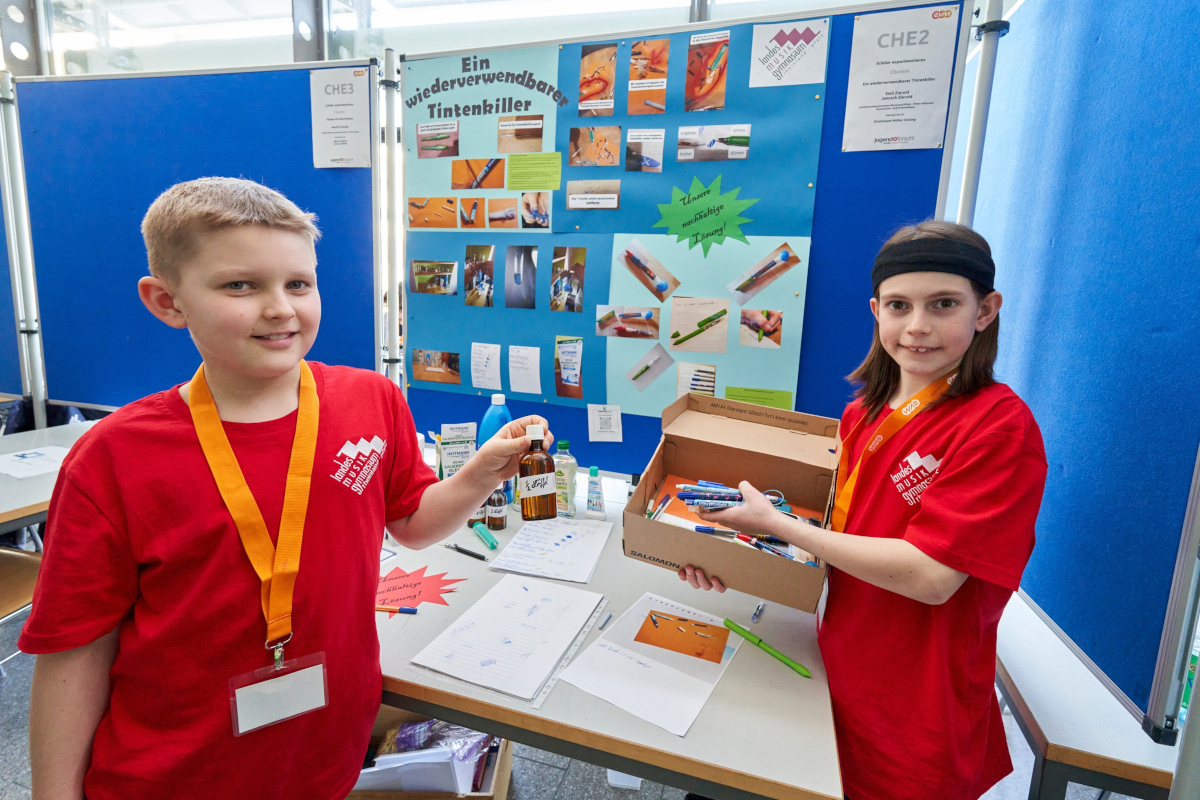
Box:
left=468, top=501, right=486, bottom=528
left=518, top=424, right=558, bottom=521
left=486, top=485, right=508, bottom=531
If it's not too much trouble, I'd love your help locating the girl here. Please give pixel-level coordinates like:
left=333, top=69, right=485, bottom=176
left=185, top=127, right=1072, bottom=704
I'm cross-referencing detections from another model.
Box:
left=681, top=221, right=1046, bottom=800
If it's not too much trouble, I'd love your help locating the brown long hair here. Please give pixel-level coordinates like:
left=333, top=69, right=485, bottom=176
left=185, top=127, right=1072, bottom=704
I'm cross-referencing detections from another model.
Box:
left=848, top=220, right=999, bottom=420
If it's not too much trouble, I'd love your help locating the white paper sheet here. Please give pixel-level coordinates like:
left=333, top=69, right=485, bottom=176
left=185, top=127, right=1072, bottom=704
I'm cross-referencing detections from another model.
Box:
left=471, top=342, right=502, bottom=391
left=509, top=345, right=542, bottom=395
left=842, top=5, right=959, bottom=152
left=560, top=592, right=742, bottom=736
left=0, top=446, right=69, bottom=479
left=410, top=574, right=603, bottom=700
left=309, top=66, right=372, bottom=168
left=587, top=404, right=622, bottom=443
left=489, top=518, right=613, bottom=583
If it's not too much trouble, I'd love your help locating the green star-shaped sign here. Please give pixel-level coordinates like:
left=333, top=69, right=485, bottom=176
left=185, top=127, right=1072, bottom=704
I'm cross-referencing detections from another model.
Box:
left=653, top=175, right=758, bottom=256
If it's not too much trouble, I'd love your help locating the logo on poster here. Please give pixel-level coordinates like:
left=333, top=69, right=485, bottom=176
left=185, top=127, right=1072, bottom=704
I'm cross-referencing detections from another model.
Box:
left=932, top=9, right=954, bottom=18
left=757, top=25, right=824, bottom=83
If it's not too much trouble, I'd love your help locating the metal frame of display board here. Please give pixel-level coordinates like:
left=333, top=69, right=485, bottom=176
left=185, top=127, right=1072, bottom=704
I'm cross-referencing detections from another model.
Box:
left=9, top=58, right=387, bottom=411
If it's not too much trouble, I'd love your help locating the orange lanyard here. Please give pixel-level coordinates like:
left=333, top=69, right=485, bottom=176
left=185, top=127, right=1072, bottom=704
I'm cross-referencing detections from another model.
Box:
left=188, top=360, right=319, bottom=667
left=830, top=372, right=956, bottom=532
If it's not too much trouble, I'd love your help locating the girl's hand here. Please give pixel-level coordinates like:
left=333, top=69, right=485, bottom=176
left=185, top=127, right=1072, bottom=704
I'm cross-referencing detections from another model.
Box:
left=677, top=565, right=725, bottom=592
left=695, top=481, right=779, bottom=537
left=473, top=415, right=552, bottom=483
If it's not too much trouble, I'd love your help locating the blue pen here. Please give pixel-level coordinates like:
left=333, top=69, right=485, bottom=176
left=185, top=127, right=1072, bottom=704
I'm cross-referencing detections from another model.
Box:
left=695, top=525, right=739, bottom=535
left=650, top=493, right=672, bottom=520
left=698, top=480, right=728, bottom=489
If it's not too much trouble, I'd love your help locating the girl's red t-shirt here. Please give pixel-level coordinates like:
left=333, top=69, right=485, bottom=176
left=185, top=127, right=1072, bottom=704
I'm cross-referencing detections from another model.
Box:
left=820, top=383, right=1046, bottom=800
left=19, top=362, right=438, bottom=800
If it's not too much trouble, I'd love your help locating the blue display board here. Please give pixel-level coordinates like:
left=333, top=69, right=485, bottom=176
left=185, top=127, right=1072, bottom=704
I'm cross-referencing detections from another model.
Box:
left=0, top=217, right=20, bottom=396
left=950, top=0, right=1200, bottom=715
left=16, top=64, right=377, bottom=408
left=404, top=5, right=964, bottom=474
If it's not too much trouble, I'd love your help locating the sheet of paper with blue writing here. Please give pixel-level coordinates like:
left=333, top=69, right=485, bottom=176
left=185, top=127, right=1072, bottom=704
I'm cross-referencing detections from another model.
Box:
left=489, top=518, right=614, bottom=583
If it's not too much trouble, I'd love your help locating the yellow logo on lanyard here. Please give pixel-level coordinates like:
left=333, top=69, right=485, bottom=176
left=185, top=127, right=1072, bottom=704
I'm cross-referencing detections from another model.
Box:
left=830, top=372, right=956, bottom=532
left=188, top=360, right=319, bottom=666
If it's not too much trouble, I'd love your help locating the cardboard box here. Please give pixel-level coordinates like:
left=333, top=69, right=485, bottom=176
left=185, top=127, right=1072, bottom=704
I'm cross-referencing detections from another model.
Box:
left=349, top=705, right=511, bottom=800
left=623, top=394, right=838, bottom=612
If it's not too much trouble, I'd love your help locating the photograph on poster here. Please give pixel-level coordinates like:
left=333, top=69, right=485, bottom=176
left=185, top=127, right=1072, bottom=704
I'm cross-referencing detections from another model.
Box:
left=625, top=129, right=665, bottom=173
left=497, top=115, right=544, bottom=153
left=566, top=180, right=621, bottom=210
left=569, top=126, right=621, bottom=167
left=596, top=306, right=659, bottom=338
left=464, top=245, right=496, bottom=307
left=520, top=191, right=551, bottom=228
left=409, top=260, right=458, bottom=295
left=487, top=198, right=519, bottom=228
left=505, top=246, right=537, bottom=309
left=727, top=243, right=801, bottom=305
left=633, top=611, right=730, bottom=664
left=677, top=124, right=751, bottom=162
left=628, top=38, right=669, bottom=115
left=451, top=158, right=505, bottom=190
left=408, top=197, right=458, bottom=229
left=554, top=336, right=584, bottom=398
left=626, top=343, right=674, bottom=391
left=677, top=362, right=716, bottom=398
left=412, top=350, right=462, bottom=384
left=740, top=310, right=782, bottom=348
left=669, top=298, right=729, bottom=353
left=458, top=197, right=484, bottom=229
left=416, top=121, right=459, bottom=159
left=551, top=247, right=586, bottom=312
left=685, top=30, right=730, bottom=112
left=579, top=43, right=617, bottom=116
left=618, top=239, right=679, bottom=302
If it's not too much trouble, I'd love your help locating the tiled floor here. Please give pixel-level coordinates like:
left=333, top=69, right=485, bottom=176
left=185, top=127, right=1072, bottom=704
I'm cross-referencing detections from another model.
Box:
left=0, top=605, right=1133, bottom=800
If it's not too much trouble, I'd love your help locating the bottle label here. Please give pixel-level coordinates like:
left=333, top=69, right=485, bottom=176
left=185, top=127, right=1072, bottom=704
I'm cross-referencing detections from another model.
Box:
left=555, top=470, right=569, bottom=510
left=487, top=504, right=506, bottom=518
left=519, top=473, right=556, bottom=498
left=473, top=505, right=486, bottom=518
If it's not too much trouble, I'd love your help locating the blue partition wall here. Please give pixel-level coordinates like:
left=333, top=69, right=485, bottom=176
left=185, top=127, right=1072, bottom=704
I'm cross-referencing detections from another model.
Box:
left=962, top=0, right=1200, bottom=711
left=407, top=4, right=964, bottom=474
left=0, top=218, right=21, bottom=395
left=17, top=65, right=376, bottom=408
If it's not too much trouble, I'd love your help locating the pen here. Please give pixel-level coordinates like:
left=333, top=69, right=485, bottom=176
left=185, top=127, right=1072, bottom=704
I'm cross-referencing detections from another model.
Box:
left=443, top=543, right=487, bottom=561
left=376, top=606, right=418, bottom=614
left=650, top=493, right=672, bottom=520
left=716, top=136, right=751, bottom=147
left=472, top=522, right=499, bottom=550
left=751, top=601, right=764, bottom=623
left=599, top=612, right=613, bottom=630
left=632, top=355, right=660, bottom=380
left=724, top=618, right=810, bottom=678
left=694, top=525, right=739, bottom=535
left=672, top=317, right=724, bottom=346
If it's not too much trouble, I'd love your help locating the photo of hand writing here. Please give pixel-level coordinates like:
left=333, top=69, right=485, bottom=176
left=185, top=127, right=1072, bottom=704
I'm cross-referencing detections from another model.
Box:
left=740, top=310, right=782, bottom=348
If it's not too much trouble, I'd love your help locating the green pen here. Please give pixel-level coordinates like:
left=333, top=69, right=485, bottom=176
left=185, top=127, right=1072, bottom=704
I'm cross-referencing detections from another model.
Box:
left=673, top=316, right=724, bottom=346
left=420, top=145, right=450, bottom=150
left=758, top=328, right=764, bottom=342
left=472, top=522, right=499, bottom=550
left=421, top=133, right=451, bottom=141
left=717, top=136, right=750, bottom=147
left=695, top=308, right=728, bottom=328
left=724, top=618, right=811, bottom=678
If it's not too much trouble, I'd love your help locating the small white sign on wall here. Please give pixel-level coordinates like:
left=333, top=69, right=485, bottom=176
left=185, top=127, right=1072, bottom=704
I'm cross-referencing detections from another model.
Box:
left=310, top=66, right=371, bottom=168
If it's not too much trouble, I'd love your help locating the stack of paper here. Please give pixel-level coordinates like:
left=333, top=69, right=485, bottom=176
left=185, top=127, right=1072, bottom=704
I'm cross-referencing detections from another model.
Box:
left=488, top=518, right=613, bottom=583
left=560, top=593, right=743, bottom=736
left=410, top=574, right=603, bottom=700
left=0, top=446, right=69, bottom=479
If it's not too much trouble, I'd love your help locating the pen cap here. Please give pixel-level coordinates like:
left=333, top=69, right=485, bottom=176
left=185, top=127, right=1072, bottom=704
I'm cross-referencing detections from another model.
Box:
left=491, top=393, right=506, bottom=405
left=526, top=424, right=544, bottom=440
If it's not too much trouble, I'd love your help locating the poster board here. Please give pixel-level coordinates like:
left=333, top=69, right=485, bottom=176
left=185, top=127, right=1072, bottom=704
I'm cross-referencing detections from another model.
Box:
left=401, top=3, right=968, bottom=473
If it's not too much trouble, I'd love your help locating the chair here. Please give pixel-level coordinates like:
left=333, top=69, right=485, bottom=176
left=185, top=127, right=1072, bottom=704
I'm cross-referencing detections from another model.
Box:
left=0, top=546, right=41, bottom=678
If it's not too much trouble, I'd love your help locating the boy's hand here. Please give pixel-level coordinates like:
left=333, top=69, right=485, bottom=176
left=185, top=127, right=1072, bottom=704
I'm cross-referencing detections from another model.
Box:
left=696, top=480, right=779, bottom=537
left=473, top=415, right=553, bottom=483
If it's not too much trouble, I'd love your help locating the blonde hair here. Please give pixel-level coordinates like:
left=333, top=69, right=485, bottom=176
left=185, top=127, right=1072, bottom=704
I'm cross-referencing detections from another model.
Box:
left=141, top=177, right=321, bottom=281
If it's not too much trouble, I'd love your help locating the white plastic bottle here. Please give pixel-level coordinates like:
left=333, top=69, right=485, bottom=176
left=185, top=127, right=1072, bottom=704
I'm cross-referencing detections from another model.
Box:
left=553, top=440, right=578, bottom=518
left=585, top=466, right=606, bottom=520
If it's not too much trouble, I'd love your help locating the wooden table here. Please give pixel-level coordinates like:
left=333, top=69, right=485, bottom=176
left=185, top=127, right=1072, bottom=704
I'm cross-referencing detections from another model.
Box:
left=996, top=592, right=1177, bottom=799
left=0, top=421, right=95, bottom=535
left=378, top=483, right=842, bottom=800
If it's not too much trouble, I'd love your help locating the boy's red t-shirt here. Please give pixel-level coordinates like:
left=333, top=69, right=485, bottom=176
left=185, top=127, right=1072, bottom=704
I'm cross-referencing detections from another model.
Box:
left=820, top=383, right=1046, bottom=800
left=19, top=362, right=438, bottom=800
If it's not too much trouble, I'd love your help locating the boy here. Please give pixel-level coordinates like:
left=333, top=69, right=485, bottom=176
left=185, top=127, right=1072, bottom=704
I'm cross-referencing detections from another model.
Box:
left=20, top=177, right=546, bottom=799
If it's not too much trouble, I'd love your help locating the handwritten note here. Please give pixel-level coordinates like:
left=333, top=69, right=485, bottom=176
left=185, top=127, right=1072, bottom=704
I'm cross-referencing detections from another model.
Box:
left=410, top=574, right=603, bottom=700
left=376, top=566, right=465, bottom=617
left=509, top=345, right=542, bottom=395
left=489, top=518, right=614, bottom=583
left=471, top=342, right=502, bottom=391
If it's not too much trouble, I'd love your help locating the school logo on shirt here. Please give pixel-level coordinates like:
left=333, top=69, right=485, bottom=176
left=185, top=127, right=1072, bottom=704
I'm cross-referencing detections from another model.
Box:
left=331, top=436, right=387, bottom=495
left=890, top=450, right=941, bottom=506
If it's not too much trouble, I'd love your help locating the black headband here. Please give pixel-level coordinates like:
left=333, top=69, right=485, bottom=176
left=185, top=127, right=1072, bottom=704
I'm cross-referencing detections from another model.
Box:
left=872, top=237, right=995, bottom=293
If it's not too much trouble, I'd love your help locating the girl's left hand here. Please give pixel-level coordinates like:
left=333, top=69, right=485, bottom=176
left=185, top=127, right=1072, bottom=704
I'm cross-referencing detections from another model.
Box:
left=696, top=481, right=779, bottom=538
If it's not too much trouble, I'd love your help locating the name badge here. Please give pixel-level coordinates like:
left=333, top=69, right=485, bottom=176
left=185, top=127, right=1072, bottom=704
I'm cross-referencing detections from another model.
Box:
left=228, top=651, right=328, bottom=736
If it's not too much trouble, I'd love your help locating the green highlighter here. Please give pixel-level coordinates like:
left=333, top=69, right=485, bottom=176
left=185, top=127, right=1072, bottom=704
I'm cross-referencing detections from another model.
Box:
left=472, top=522, right=499, bottom=550
left=724, top=618, right=812, bottom=678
